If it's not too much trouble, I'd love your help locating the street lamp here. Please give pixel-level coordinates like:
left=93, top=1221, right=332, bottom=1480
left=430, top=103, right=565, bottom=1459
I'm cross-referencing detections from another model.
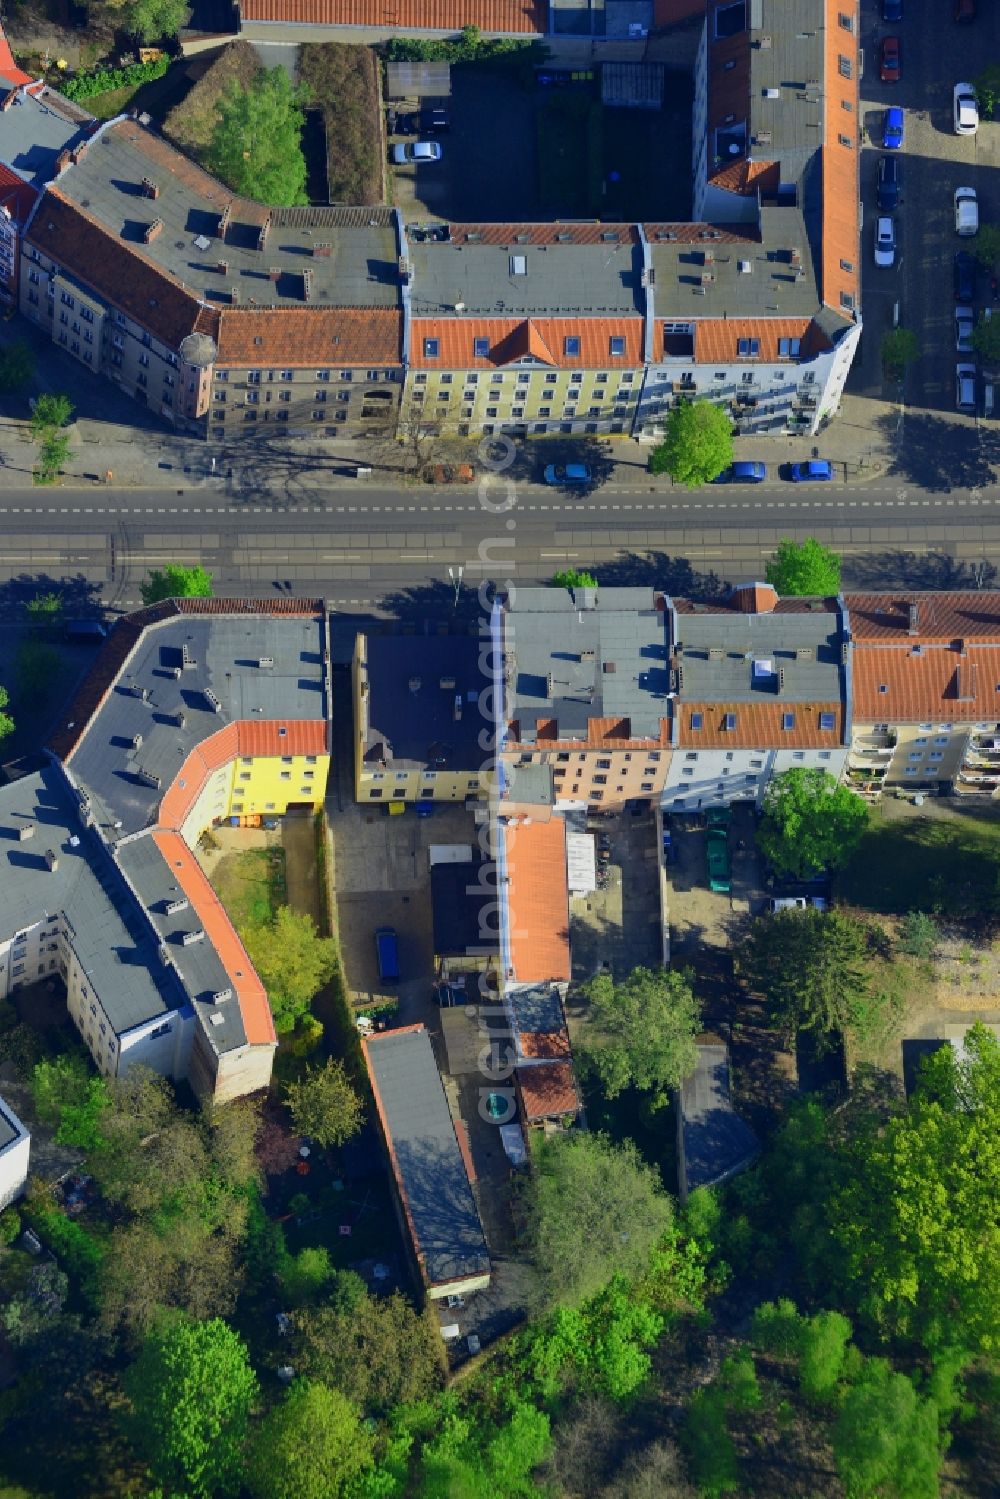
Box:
left=448, top=566, right=463, bottom=606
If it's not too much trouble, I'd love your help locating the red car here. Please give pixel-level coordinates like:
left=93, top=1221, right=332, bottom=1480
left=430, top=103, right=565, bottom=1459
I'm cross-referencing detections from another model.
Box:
left=880, top=35, right=901, bottom=82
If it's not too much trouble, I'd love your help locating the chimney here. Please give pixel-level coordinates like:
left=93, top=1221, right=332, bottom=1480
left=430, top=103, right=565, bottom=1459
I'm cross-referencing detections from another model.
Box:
left=143, top=219, right=164, bottom=244
left=908, top=601, right=919, bottom=636
left=45, top=849, right=59, bottom=872
left=141, top=177, right=159, bottom=200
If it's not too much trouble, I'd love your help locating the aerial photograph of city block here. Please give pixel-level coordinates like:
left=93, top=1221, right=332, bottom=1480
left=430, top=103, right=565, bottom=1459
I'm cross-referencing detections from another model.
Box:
left=0, top=0, right=998, bottom=1494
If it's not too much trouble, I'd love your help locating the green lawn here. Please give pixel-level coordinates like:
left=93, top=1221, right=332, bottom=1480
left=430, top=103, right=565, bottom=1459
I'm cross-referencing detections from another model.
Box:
left=838, top=805, right=1000, bottom=918
left=210, top=846, right=287, bottom=929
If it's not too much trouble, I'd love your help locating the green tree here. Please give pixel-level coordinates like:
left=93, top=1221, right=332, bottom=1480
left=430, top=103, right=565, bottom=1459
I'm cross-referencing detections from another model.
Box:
left=209, top=66, right=309, bottom=206
left=0, top=339, right=34, bottom=392
left=140, top=563, right=214, bottom=606
left=30, top=393, right=73, bottom=436
left=648, top=399, right=733, bottom=487
left=830, top=1024, right=1000, bottom=1354
left=23, top=590, right=63, bottom=636
left=294, top=1275, right=445, bottom=1415
left=122, top=0, right=189, bottom=42
left=832, top=1359, right=942, bottom=1499
left=880, top=326, right=920, bottom=379
left=246, top=1380, right=372, bottom=1499
left=283, top=1057, right=363, bottom=1147
left=765, top=536, right=842, bottom=595
left=972, top=309, right=1000, bottom=364
left=0, top=684, right=12, bottom=745
left=123, top=1317, right=257, bottom=1498
left=242, top=906, right=337, bottom=1033
left=741, top=908, right=882, bottom=1042
left=578, top=965, right=699, bottom=1107
left=552, top=569, right=598, bottom=589
left=757, top=767, right=868, bottom=880
left=520, top=1131, right=673, bottom=1308
left=897, top=910, right=939, bottom=960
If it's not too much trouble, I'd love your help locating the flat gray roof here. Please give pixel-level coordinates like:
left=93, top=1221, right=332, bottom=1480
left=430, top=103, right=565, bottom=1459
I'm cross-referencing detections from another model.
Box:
left=673, top=609, right=844, bottom=703
left=0, top=87, right=93, bottom=188
left=503, top=586, right=670, bottom=740
left=680, top=1043, right=759, bottom=1192
left=69, top=613, right=327, bottom=836
left=407, top=238, right=644, bottom=317
left=0, top=768, right=182, bottom=1037
left=364, top=633, right=485, bottom=772
left=365, top=1027, right=489, bottom=1290
left=117, top=833, right=247, bottom=1054
left=57, top=121, right=400, bottom=310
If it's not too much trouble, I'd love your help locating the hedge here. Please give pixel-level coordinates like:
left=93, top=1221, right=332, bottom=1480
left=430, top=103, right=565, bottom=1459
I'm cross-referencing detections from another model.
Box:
left=61, top=54, right=169, bottom=102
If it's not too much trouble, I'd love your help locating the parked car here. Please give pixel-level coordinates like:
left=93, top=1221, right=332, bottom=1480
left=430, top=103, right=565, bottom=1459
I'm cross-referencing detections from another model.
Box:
left=954, top=83, right=979, bottom=134
left=391, top=141, right=443, bottom=164
left=543, top=462, right=591, bottom=485
left=789, top=459, right=834, bottom=481
left=420, top=107, right=450, bottom=134
left=882, top=0, right=902, bottom=17
left=876, top=154, right=900, bottom=211
left=714, top=460, right=766, bottom=483
left=955, top=186, right=979, bottom=236
left=954, top=0, right=975, bottom=19
left=882, top=106, right=904, bottom=150
left=956, top=363, right=977, bottom=412
left=954, top=250, right=976, bottom=301
left=879, top=36, right=901, bottom=83
left=956, top=305, right=975, bottom=353
left=874, top=215, right=896, bottom=268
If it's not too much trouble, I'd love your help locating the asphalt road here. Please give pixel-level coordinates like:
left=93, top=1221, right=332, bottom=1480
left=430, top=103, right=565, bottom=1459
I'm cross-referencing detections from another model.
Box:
left=2, top=479, right=1000, bottom=615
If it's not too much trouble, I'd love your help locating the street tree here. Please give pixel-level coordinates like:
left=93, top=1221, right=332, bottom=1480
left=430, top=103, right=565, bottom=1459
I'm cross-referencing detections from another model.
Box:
left=209, top=66, right=309, bottom=206
left=831, top=1023, right=1000, bottom=1353
left=123, top=1317, right=257, bottom=1498
left=122, top=0, right=189, bottom=41
left=832, top=1359, right=942, bottom=1499
left=740, top=908, right=884, bottom=1043
left=648, top=399, right=733, bottom=487
left=0, top=685, right=13, bottom=746
left=577, top=966, right=699, bottom=1107
left=757, top=767, right=868, bottom=879
left=880, top=327, right=920, bottom=379
left=0, top=339, right=34, bottom=393
left=972, top=310, right=1000, bottom=364
left=242, top=906, right=337, bottom=1033
left=283, top=1058, right=363, bottom=1148
left=520, top=1131, right=673, bottom=1309
left=246, top=1380, right=373, bottom=1499
left=140, top=564, right=213, bottom=605
left=765, top=537, right=842, bottom=595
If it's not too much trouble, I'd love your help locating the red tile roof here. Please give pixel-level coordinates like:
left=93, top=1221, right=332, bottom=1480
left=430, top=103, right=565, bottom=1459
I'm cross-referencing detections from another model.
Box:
left=239, top=0, right=546, bottom=29
left=516, top=1061, right=578, bottom=1120
left=216, top=307, right=403, bottom=368
left=851, top=642, right=1000, bottom=722
left=675, top=701, right=844, bottom=748
left=410, top=316, right=644, bottom=370
left=152, top=829, right=276, bottom=1046
left=505, top=818, right=571, bottom=982
left=845, top=593, right=1000, bottom=642
left=27, top=190, right=207, bottom=351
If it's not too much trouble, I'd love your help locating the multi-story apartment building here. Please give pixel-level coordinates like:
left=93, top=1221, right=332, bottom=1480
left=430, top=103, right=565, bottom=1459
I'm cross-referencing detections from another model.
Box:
left=497, top=585, right=672, bottom=810
left=353, top=631, right=494, bottom=804
left=844, top=593, right=1000, bottom=802
left=661, top=583, right=849, bottom=813
left=0, top=599, right=331, bottom=1104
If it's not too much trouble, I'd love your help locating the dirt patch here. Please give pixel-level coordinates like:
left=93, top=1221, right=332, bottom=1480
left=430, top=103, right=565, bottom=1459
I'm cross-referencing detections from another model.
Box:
left=298, top=43, right=382, bottom=205
left=163, top=41, right=262, bottom=160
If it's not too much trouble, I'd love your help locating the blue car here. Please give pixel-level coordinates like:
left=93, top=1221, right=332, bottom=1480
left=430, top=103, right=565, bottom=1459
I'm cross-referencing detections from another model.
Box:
left=883, top=107, right=904, bottom=151
left=789, top=460, right=834, bottom=482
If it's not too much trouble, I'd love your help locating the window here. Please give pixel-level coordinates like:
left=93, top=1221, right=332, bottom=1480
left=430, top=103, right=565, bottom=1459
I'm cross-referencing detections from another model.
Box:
left=423, top=338, right=440, bottom=358
left=819, top=712, right=836, bottom=730
left=838, top=53, right=853, bottom=79
left=609, top=336, right=626, bottom=356
left=564, top=336, right=581, bottom=356
left=737, top=337, right=760, bottom=358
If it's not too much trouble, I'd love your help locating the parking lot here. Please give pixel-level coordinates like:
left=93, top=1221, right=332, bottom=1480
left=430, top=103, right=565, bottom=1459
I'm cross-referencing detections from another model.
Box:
left=859, top=0, right=1000, bottom=441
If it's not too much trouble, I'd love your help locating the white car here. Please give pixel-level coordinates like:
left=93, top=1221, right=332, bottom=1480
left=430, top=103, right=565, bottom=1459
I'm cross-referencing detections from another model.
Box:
left=874, top=215, right=896, bottom=267
left=955, top=186, right=979, bottom=236
left=954, top=83, right=979, bottom=135
left=956, top=305, right=974, bottom=353
left=956, top=363, right=977, bottom=412
left=391, top=141, right=443, bottom=165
